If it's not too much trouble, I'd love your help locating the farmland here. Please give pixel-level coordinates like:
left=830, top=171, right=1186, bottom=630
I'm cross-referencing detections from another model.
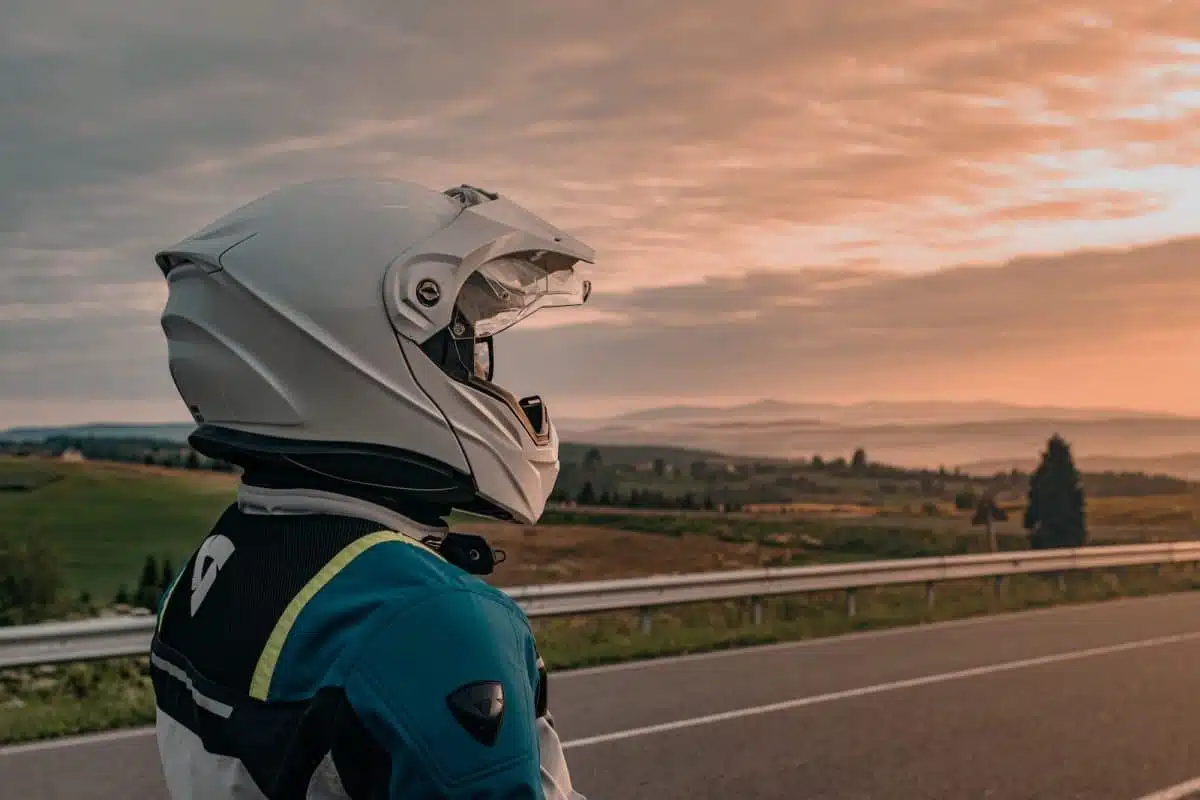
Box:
left=0, top=448, right=1195, bottom=605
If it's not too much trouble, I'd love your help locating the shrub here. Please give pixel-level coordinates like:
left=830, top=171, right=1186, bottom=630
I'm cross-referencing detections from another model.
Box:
left=0, top=536, right=65, bottom=625
left=954, top=490, right=978, bottom=511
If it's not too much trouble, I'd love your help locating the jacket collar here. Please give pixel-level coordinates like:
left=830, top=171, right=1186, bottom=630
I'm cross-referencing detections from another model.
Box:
left=235, top=482, right=447, bottom=543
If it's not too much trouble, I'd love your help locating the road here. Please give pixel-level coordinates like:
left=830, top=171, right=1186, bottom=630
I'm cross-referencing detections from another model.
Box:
left=7, top=593, right=1200, bottom=798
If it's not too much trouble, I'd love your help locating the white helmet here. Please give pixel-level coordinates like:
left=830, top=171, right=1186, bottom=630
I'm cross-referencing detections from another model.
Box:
left=154, top=178, right=594, bottom=524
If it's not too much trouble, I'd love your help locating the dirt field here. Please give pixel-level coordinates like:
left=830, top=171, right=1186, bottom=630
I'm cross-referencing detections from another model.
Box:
left=454, top=521, right=767, bottom=586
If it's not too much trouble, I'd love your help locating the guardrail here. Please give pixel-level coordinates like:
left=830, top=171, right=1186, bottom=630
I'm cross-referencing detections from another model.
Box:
left=3, top=541, right=1200, bottom=669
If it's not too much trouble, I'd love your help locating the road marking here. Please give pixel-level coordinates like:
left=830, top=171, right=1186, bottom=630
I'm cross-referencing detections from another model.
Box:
left=1133, top=776, right=1200, bottom=800
left=0, top=726, right=154, bottom=756
left=555, top=592, right=1200, bottom=680
left=4, top=594, right=1200, bottom=756
left=560, top=629, right=1200, bottom=750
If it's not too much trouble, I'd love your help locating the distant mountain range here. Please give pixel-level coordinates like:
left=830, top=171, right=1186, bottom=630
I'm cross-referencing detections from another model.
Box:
left=0, top=422, right=198, bottom=443
left=561, top=399, right=1188, bottom=427
left=5, top=401, right=1200, bottom=479
left=557, top=400, right=1200, bottom=478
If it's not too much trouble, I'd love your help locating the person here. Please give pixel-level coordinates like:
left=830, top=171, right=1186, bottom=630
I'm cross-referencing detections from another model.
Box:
left=148, top=178, right=593, bottom=799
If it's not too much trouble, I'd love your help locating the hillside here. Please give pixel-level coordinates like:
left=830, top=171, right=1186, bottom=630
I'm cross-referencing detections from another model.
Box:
left=2, top=454, right=1196, bottom=605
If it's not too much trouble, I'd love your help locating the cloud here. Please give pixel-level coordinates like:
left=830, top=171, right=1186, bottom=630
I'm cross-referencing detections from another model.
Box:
left=498, top=236, right=1200, bottom=416
left=977, top=190, right=1167, bottom=224
left=1, top=0, right=1199, bottom=423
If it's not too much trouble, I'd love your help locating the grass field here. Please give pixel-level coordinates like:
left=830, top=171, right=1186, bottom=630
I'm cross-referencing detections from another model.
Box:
left=0, top=457, right=236, bottom=599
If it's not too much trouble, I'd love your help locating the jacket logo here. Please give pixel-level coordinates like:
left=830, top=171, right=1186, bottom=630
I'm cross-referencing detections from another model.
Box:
left=190, top=534, right=235, bottom=616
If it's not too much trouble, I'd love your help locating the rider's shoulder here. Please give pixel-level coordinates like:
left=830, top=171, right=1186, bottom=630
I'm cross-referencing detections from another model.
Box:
left=348, top=534, right=533, bottom=636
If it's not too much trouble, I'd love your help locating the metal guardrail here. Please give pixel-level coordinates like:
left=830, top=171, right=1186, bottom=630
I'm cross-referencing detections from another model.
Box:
left=3, top=541, right=1200, bottom=669
left=0, top=615, right=159, bottom=670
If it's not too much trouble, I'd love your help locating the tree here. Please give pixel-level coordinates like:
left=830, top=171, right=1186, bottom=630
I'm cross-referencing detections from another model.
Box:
left=1024, top=434, right=1087, bottom=549
left=576, top=481, right=596, bottom=505
left=0, top=536, right=65, bottom=624
left=143, top=452, right=155, bottom=466
left=184, top=450, right=200, bottom=469
left=139, top=554, right=159, bottom=592
left=160, top=559, right=176, bottom=593
left=136, top=554, right=160, bottom=609
left=972, top=491, right=1009, bottom=552
left=583, top=448, right=603, bottom=472
left=689, top=460, right=707, bottom=480
left=811, top=455, right=825, bottom=470
left=850, top=448, right=868, bottom=472
left=652, top=458, right=666, bottom=478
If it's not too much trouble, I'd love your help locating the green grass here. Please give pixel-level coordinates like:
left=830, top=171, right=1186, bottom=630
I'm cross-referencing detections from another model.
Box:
left=4, top=565, right=1200, bottom=745
left=0, top=659, right=153, bottom=744
left=0, top=458, right=235, bottom=600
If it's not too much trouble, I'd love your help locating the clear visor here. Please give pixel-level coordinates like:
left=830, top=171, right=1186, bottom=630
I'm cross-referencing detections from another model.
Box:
left=452, top=256, right=591, bottom=340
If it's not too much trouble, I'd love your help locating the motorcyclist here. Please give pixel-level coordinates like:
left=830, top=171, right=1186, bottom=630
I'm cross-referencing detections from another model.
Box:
left=148, top=178, right=592, bottom=799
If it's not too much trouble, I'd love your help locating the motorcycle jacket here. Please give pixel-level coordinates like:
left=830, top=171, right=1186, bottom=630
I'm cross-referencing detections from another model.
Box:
left=150, top=484, right=585, bottom=799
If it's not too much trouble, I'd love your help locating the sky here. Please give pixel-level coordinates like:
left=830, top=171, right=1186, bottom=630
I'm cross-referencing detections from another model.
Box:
left=1, top=0, right=1199, bottom=426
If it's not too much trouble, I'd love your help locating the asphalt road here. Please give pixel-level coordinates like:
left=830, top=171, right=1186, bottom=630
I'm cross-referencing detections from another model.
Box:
left=8, top=594, right=1200, bottom=799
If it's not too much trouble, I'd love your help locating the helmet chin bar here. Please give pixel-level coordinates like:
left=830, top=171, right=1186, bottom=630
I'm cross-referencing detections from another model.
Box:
left=418, top=325, right=553, bottom=445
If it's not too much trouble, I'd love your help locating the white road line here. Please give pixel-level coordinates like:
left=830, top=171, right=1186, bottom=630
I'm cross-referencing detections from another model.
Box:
left=0, top=725, right=154, bottom=756
left=1133, top=776, right=1200, bottom=800
left=560, top=629, right=1200, bottom=750
left=4, top=594, right=1200, bottom=757
left=555, top=591, right=1200, bottom=680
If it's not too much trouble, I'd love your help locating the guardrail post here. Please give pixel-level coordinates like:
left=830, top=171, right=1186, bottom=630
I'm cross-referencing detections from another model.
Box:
left=846, top=589, right=857, bottom=618
left=639, top=608, right=653, bottom=635
left=1057, top=573, right=1067, bottom=593
left=993, top=576, right=1005, bottom=598
left=925, top=581, right=935, bottom=610
left=751, top=597, right=763, bottom=627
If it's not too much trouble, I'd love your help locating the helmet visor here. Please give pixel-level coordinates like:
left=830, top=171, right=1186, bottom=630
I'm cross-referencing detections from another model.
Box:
left=452, top=256, right=591, bottom=340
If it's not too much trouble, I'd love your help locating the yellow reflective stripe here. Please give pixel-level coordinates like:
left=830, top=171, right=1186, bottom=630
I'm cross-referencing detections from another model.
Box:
left=248, top=531, right=444, bottom=701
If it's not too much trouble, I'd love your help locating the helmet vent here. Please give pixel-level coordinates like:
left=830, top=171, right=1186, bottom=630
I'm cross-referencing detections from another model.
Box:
left=443, top=185, right=499, bottom=208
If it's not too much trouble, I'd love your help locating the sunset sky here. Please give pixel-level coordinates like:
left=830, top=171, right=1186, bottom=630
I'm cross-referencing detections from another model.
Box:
left=2, top=0, right=1198, bottom=426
